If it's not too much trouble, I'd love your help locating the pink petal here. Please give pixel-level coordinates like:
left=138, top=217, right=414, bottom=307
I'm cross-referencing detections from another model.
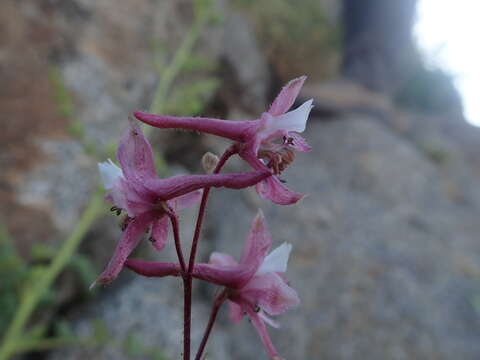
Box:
left=169, top=189, right=203, bottom=211
left=239, top=210, right=272, bottom=270
left=210, top=252, right=238, bottom=267
left=245, top=307, right=280, bottom=359
left=117, top=121, right=156, bottom=181
left=151, top=215, right=169, bottom=251
left=240, top=149, right=304, bottom=205
left=268, top=76, right=307, bottom=116
left=95, top=211, right=156, bottom=284
left=228, top=301, right=244, bottom=323
left=256, top=176, right=304, bottom=205
left=287, top=132, right=312, bottom=152
left=254, top=112, right=290, bottom=146
left=100, top=162, right=154, bottom=217
left=119, top=177, right=155, bottom=216
left=144, top=171, right=271, bottom=201
left=149, top=190, right=203, bottom=252
left=242, top=273, right=300, bottom=316
left=134, top=111, right=258, bottom=142
left=193, top=263, right=254, bottom=288
left=125, top=260, right=181, bottom=277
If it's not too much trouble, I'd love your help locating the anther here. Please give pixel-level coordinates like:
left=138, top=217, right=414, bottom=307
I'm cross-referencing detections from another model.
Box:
left=110, top=206, right=122, bottom=216
left=119, top=215, right=133, bottom=231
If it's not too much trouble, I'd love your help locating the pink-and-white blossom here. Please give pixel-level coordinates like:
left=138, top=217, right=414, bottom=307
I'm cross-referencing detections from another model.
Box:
left=125, top=211, right=299, bottom=359
left=202, top=211, right=299, bottom=358
left=134, top=76, right=313, bottom=205
left=95, top=121, right=271, bottom=285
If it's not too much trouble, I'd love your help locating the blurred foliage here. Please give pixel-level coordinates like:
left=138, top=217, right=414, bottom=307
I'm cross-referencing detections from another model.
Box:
left=0, top=223, right=96, bottom=340
left=31, top=243, right=97, bottom=292
left=154, top=45, right=220, bottom=118
left=149, top=0, right=221, bottom=118
left=233, top=0, right=341, bottom=80
left=49, top=66, right=100, bottom=157
left=164, top=77, right=220, bottom=116
left=124, top=331, right=168, bottom=360
left=49, top=67, right=75, bottom=120
left=0, top=224, right=28, bottom=338
left=395, top=63, right=463, bottom=115
left=418, top=140, right=451, bottom=166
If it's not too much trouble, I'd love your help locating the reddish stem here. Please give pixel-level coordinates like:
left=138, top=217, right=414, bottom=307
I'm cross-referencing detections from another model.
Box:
left=182, top=145, right=238, bottom=360
left=165, top=206, right=190, bottom=359
left=194, top=290, right=228, bottom=360
left=188, top=144, right=239, bottom=272
left=183, top=277, right=192, bottom=360
left=166, top=208, right=187, bottom=274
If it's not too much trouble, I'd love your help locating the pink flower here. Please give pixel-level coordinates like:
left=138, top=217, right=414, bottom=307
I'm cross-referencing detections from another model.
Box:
left=95, top=122, right=271, bottom=285
left=126, top=211, right=300, bottom=359
left=134, top=76, right=313, bottom=205
left=201, top=211, right=299, bottom=358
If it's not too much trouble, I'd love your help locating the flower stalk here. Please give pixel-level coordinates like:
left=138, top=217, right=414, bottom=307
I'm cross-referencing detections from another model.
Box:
left=95, top=75, right=311, bottom=359
left=182, top=144, right=238, bottom=358
left=194, top=289, right=228, bottom=360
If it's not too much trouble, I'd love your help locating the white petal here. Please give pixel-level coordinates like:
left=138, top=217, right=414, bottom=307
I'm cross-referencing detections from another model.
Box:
left=270, top=99, right=313, bottom=133
left=256, top=242, right=292, bottom=275
left=98, top=159, right=123, bottom=190
left=259, top=311, right=280, bottom=328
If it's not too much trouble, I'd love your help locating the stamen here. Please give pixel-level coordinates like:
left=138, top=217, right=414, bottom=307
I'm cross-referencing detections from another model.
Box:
left=110, top=206, right=123, bottom=216
left=119, top=215, right=133, bottom=231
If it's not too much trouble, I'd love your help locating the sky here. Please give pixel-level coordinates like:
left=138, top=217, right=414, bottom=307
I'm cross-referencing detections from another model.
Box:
left=415, top=0, right=480, bottom=125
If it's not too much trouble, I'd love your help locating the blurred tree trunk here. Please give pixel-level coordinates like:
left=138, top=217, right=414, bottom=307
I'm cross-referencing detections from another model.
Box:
left=342, top=0, right=417, bottom=94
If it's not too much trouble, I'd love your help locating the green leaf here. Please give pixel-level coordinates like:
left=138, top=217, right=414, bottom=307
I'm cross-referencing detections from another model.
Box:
left=165, top=78, right=220, bottom=116
left=69, top=254, right=97, bottom=291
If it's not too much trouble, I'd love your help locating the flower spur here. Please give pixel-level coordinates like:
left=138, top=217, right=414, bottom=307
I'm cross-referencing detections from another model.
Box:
left=134, top=76, right=313, bottom=205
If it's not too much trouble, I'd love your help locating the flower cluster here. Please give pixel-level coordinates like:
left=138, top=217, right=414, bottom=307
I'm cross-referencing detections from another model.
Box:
left=96, top=76, right=312, bottom=359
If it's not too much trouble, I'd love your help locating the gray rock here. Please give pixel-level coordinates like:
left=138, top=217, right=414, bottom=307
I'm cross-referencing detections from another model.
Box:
left=222, top=12, right=269, bottom=112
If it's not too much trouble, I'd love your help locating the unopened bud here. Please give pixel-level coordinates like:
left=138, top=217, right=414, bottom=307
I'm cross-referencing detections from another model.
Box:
left=201, top=152, right=219, bottom=173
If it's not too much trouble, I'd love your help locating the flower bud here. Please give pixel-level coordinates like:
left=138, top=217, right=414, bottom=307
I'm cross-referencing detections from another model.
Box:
left=202, top=152, right=219, bottom=173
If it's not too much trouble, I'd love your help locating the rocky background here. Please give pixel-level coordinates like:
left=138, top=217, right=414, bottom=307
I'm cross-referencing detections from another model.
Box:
left=1, top=0, right=480, bottom=359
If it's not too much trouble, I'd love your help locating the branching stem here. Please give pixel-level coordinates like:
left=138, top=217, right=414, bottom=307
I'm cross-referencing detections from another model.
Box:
left=194, top=289, right=228, bottom=360
left=182, top=144, right=238, bottom=360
